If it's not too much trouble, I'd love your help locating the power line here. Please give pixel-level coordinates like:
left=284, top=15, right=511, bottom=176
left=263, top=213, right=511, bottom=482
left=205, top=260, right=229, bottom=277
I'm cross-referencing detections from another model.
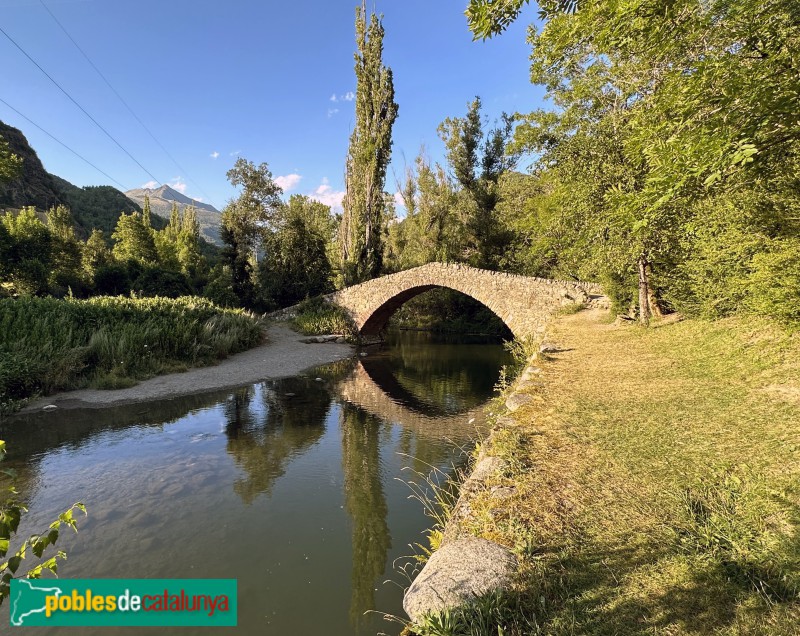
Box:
left=0, top=96, right=130, bottom=191
left=0, top=23, right=162, bottom=187
left=39, top=0, right=219, bottom=209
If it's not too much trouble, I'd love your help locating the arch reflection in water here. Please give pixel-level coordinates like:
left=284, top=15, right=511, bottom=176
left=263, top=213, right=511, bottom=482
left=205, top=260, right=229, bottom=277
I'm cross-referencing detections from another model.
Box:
left=0, top=332, right=510, bottom=636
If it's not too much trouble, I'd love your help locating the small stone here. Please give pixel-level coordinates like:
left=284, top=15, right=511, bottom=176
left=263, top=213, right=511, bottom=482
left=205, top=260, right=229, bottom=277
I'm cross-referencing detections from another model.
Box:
left=284, top=392, right=296, bottom=397
left=490, top=486, right=515, bottom=500
left=315, top=377, right=323, bottom=382
left=526, top=366, right=542, bottom=375
left=359, top=352, right=368, bottom=357
left=505, top=393, right=533, bottom=412
left=495, top=415, right=517, bottom=427
left=403, top=538, right=517, bottom=622
left=539, top=343, right=560, bottom=354
left=335, top=337, right=346, bottom=344
left=470, top=456, right=506, bottom=482
left=42, top=404, right=58, bottom=411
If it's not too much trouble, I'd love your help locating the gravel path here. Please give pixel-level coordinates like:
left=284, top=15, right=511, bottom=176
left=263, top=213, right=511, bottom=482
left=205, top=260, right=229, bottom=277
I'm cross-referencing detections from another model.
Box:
left=21, top=323, right=355, bottom=412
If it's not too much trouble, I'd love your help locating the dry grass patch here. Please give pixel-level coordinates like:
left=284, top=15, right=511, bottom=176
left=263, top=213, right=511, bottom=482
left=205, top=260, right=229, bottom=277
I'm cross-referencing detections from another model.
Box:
left=453, top=309, right=800, bottom=635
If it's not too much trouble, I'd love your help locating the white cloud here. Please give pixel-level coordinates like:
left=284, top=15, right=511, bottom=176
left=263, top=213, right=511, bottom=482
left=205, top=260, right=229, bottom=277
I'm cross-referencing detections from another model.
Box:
left=275, top=173, right=302, bottom=192
left=327, top=108, right=339, bottom=118
left=310, top=177, right=345, bottom=210
left=169, top=177, right=188, bottom=194
left=210, top=151, right=219, bottom=159
left=393, top=191, right=406, bottom=207
left=330, top=93, right=338, bottom=102
left=141, top=180, right=158, bottom=189
left=342, top=91, right=355, bottom=101
left=230, top=150, right=241, bottom=156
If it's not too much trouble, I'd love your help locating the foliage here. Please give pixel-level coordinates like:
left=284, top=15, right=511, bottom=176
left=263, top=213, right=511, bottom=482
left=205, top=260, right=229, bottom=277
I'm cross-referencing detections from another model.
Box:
left=389, top=289, right=510, bottom=337
left=339, top=4, right=398, bottom=286
left=259, top=199, right=334, bottom=310
left=438, top=97, right=518, bottom=270
left=0, top=440, right=85, bottom=606
left=291, top=297, right=356, bottom=337
left=0, top=296, right=262, bottom=414
left=111, top=212, right=158, bottom=265
left=0, top=135, right=23, bottom=183
left=220, top=157, right=284, bottom=308
left=459, top=0, right=800, bottom=326
left=202, top=265, right=240, bottom=309
left=53, top=176, right=145, bottom=237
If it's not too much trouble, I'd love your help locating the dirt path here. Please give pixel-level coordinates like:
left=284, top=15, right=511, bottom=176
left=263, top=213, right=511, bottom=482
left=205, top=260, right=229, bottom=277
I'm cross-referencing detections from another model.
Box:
left=21, top=323, right=355, bottom=412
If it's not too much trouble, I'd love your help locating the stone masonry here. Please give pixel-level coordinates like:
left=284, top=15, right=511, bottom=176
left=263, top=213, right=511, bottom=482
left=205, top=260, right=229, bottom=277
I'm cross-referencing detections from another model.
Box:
left=327, top=262, right=601, bottom=340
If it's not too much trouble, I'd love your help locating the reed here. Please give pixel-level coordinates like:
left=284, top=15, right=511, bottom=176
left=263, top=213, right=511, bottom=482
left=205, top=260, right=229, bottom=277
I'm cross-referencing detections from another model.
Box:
left=0, top=295, right=262, bottom=413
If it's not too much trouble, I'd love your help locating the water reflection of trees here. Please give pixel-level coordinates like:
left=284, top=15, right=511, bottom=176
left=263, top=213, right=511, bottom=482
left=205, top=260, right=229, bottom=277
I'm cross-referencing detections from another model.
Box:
left=340, top=402, right=391, bottom=627
left=224, top=378, right=332, bottom=504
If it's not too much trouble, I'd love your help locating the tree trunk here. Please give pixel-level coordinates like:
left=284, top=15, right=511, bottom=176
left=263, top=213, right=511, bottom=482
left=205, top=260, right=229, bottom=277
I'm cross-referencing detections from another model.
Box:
left=637, top=255, right=651, bottom=327
left=645, top=262, right=663, bottom=319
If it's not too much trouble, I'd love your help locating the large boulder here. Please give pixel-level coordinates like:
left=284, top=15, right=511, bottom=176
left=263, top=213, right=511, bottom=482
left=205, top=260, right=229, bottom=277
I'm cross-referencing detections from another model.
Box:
left=403, top=537, right=517, bottom=622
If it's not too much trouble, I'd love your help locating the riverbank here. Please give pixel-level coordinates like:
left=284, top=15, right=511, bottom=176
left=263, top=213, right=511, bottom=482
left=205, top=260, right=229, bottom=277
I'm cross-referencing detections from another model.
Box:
left=406, top=307, right=800, bottom=635
left=17, top=323, right=354, bottom=413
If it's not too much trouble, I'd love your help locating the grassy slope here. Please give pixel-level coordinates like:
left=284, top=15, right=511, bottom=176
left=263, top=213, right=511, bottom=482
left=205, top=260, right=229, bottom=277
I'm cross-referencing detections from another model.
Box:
left=428, top=309, right=800, bottom=635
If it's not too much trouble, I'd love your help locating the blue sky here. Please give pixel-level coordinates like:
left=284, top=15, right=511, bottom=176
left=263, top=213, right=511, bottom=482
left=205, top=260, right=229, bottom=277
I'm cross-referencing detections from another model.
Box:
left=0, top=0, right=544, bottom=212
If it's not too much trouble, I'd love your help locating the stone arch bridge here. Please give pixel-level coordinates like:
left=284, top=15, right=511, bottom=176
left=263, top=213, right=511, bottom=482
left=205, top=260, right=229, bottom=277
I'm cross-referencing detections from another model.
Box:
left=326, top=262, right=600, bottom=340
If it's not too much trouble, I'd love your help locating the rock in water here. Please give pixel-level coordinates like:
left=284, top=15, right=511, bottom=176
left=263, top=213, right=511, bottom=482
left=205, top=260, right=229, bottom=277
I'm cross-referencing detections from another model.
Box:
left=403, top=537, right=517, bottom=622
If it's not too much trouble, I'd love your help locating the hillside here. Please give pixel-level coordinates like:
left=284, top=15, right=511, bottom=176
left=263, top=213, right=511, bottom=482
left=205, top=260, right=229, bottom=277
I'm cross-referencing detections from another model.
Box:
left=126, top=184, right=222, bottom=245
left=0, top=120, right=218, bottom=259
left=0, top=120, right=65, bottom=212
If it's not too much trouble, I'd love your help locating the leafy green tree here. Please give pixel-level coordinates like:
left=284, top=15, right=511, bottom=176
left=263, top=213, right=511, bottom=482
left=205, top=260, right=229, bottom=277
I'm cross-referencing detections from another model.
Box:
left=221, top=158, right=283, bottom=307
left=259, top=207, right=334, bottom=310
left=82, top=229, right=112, bottom=277
left=340, top=4, right=399, bottom=285
left=142, top=194, right=152, bottom=229
left=45, top=205, right=85, bottom=295
left=0, top=136, right=22, bottom=182
left=438, top=98, right=518, bottom=269
left=465, top=0, right=800, bottom=325
left=384, top=153, right=461, bottom=272
left=1, top=208, right=53, bottom=296
left=93, top=264, right=131, bottom=296
left=111, top=212, right=158, bottom=265
left=176, top=206, right=204, bottom=276
left=203, top=265, right=240, bottom=308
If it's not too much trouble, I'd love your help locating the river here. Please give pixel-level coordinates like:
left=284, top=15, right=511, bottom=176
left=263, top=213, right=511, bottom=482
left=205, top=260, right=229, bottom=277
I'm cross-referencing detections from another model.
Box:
left=0, top=331, right=510, bottom=635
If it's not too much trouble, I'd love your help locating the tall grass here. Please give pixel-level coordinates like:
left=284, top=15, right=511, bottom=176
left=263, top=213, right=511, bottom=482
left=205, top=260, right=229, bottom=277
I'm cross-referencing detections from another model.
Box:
left=0, top=296, right=262, bottom=413
left=291, top=297, right=357, bottom=337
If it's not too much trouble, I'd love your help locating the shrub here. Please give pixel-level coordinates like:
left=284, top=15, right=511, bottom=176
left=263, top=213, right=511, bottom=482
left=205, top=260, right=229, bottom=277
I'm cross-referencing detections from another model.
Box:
left=291, top=297, right=356, bottom=337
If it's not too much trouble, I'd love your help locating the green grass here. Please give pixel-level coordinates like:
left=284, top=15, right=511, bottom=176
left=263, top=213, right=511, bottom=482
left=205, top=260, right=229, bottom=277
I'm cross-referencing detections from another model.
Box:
left=0, top=295, right=263, bottom=414
left=408, top=311, right=800, bottom=635
left=291, top=297, right=357, bottom=338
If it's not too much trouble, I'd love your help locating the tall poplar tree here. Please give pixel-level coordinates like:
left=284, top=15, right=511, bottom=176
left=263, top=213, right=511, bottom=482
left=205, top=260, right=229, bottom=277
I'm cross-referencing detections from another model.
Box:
left=339, top=3, right=398, bottom=286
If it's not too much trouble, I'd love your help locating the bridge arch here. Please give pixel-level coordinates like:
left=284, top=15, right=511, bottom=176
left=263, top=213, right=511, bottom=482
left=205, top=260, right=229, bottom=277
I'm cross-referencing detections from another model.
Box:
left=327, top=262, right=598, bottom=341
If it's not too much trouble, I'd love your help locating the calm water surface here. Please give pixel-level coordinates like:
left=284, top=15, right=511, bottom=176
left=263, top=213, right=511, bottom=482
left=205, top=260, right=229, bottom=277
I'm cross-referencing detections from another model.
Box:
left=0, top=331, right=510, bottom=635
